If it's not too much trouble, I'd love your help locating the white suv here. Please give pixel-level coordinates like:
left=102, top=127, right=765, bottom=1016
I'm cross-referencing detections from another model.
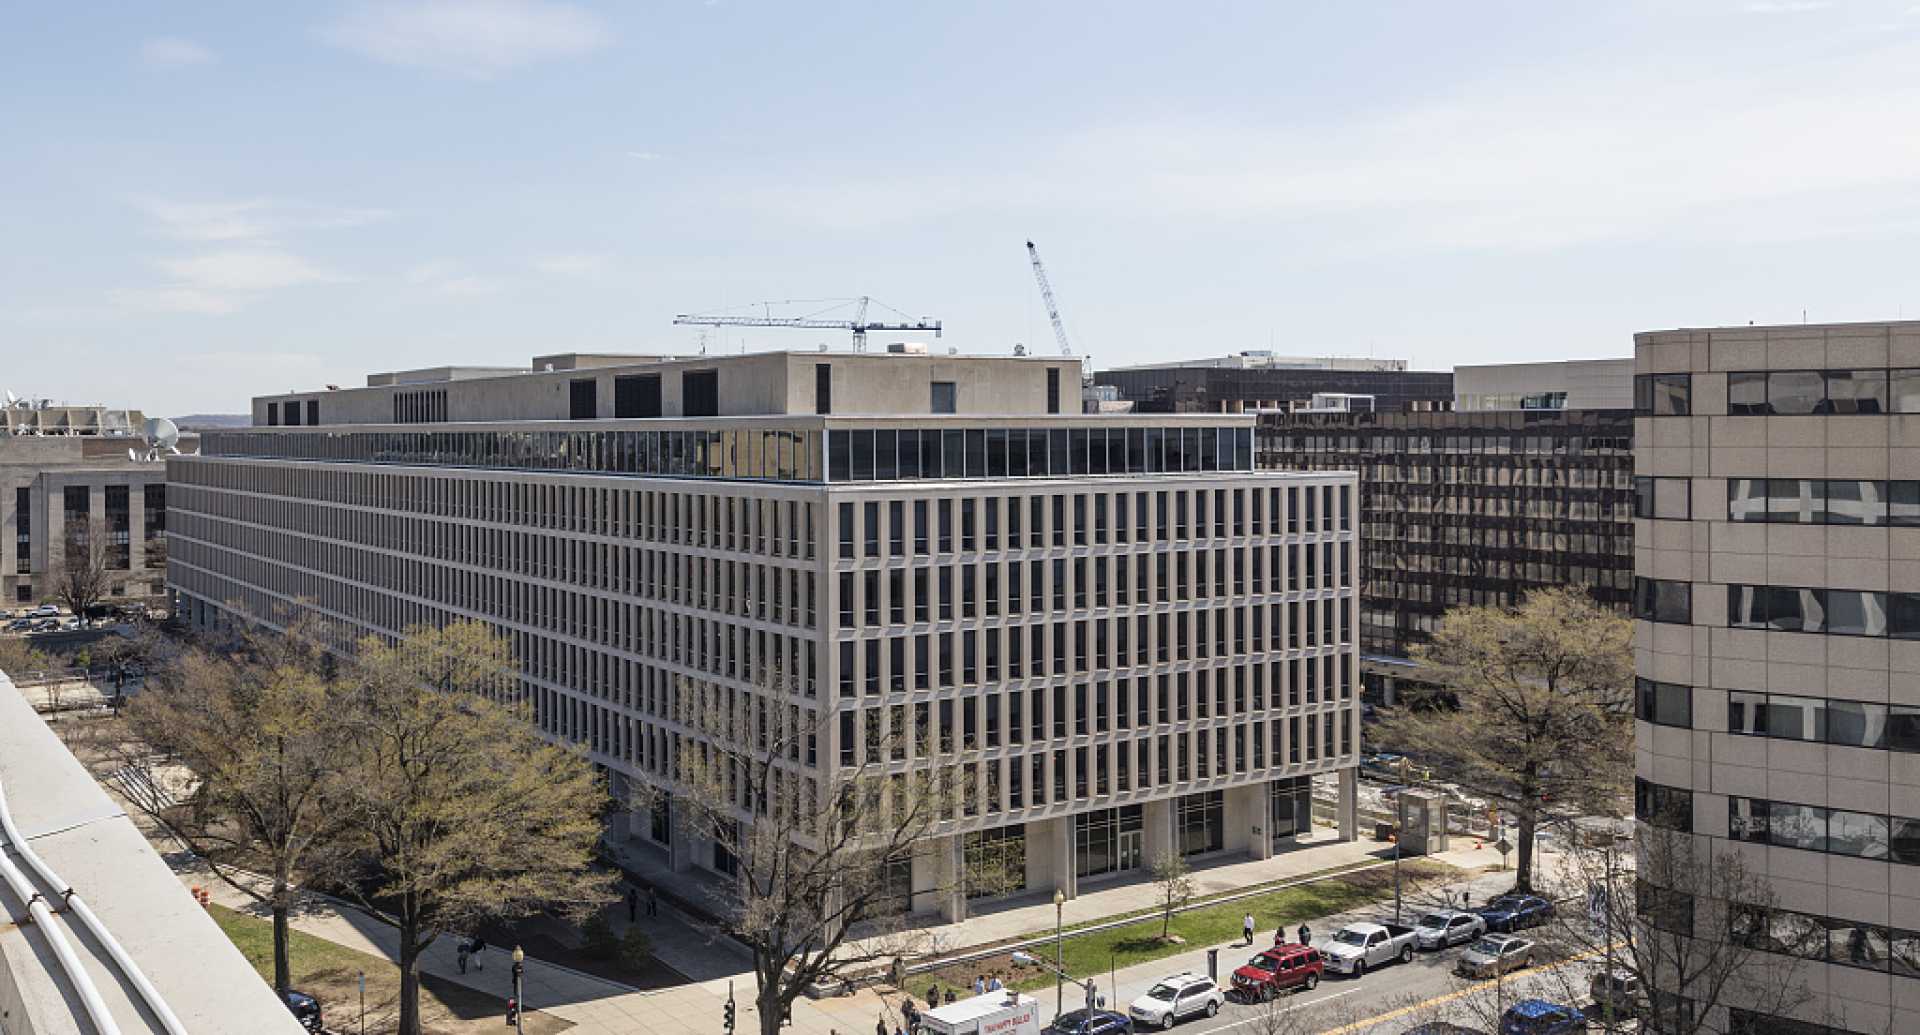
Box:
left=1127, top=973, right=1222, bottom=1030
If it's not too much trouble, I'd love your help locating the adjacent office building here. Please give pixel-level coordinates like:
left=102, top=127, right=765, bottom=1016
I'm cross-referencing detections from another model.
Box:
left=1634, top=321, right=1920, bottom=1035
left=1095, top=352, right=1454, bottom=415
left=1256, top=360, right=1635, bottom=695
left=166, top=350, right=1363, bottom=917
left=1, top=404, right=180, bottom=607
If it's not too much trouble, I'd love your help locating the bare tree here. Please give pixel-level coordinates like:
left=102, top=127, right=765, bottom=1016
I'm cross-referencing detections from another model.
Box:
left=55, top=517, right=123, bottom=618
left=1151, top=854, right=1195, bottom=942
left=1376, top=587, right=1634, bottom=892
left=670, top=673, right=963, bottom=1035
left=121, top=620, right=354, bottom=995
left=1540, top=821, right=1816, bottom=1035
left=330, top=621, right=617, bottom=1035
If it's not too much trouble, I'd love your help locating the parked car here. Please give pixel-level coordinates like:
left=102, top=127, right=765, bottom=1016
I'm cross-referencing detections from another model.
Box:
left=1476, top=894, right=1553, bottom=932
left=1498, top=1000, right=1585, bottom=1035
left=1321, top=921, right=1417, bottom=977
left=1126, top=974, right=1219, bottom=1029
left=1412, top=910, right=1487, bottom=950
left=1588, top=970, right=1643, bottom=1019
left=281, top=989, right=322, bottom=1032
left=1455, top=934, right=1536, bottom=979
left=1048, top=1009, right=1133, bottom=1035
left=1229, top=945, right=1323, bottom=1001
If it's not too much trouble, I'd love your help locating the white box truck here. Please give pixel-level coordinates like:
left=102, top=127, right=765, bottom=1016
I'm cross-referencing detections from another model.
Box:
left=919, top=992, right=1043, bottom=1035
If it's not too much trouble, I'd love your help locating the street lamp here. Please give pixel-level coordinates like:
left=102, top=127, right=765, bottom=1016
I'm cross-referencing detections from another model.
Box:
left=1052, top=889, right=1066, bottom=1019
left=511, top=945, right=526, bottom=1035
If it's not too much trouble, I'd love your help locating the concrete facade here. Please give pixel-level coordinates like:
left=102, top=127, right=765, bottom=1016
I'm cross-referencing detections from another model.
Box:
left=1, top=435, right=178, bottom=607
left=171, top=351, right=1362, bottom=914
left=1633, top=320, right=1920, bottom=1035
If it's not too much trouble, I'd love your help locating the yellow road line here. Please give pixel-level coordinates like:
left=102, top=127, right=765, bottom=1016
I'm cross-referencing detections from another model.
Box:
left=1320, top=944, right=1615, bottom=1035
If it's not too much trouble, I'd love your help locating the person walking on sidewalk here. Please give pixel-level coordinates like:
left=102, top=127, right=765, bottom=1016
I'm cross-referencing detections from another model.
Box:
left=1243, top=913, right=1256, bottom=945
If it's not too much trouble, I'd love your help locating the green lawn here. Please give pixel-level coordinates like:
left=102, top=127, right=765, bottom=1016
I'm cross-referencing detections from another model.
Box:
left=207, top=903, right=571, bottom=1034
left=916, top=861, right=1446, bottom=1001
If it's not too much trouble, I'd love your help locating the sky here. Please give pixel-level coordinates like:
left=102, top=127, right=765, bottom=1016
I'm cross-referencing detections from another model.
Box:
left=10, top=1, right=1920, bottom=416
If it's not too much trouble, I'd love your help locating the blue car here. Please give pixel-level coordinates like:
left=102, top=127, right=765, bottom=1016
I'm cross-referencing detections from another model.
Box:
left=1499, top=999, right=1584, bottom=1035
left=1476, top=894, right=1553, bottom=932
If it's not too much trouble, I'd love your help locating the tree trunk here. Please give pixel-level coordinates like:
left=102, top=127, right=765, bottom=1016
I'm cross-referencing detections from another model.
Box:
left=274, top=898, right=291, bottom=998
left=757, top=982, right=787, bottom=1035
left=398, top=921, right=424, bottom=1035
left=1513, top=811, right=1536, bottom=893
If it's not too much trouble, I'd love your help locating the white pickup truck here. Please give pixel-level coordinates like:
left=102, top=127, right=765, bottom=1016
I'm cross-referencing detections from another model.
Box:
left=1319, top=921, right=1417, bottom=977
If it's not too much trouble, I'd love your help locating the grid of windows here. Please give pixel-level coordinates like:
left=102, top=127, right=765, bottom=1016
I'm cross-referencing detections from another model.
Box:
left=168, top=450, right=1360, bottom=851
left=1259, top=409, right=1630, bottom=659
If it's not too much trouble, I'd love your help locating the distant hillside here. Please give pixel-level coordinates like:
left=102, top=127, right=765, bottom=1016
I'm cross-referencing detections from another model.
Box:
left=171, top=413, right=250, bottom=430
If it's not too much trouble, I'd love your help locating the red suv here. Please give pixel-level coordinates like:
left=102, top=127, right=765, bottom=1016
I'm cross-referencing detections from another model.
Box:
left=1230, top=944, right=1323, bottom=1001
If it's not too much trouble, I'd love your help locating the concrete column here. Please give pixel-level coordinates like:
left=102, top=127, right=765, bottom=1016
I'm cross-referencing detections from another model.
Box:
left=1051, top=817, right=1078, bottom=900
left=1238, top=784, right=1273, bottom=861
left=938, top=834, right=968, bottom=922
left=1337, top=767, right=1359, bottom=843
left=1142, top=798, right=1174, bottom=869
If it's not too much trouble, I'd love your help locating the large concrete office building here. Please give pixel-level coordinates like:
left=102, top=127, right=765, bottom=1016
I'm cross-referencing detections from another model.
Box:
left=166, top=350, right=1362, bottom=917
left=1257, top=360, right=1634, bottom=697
left=2, top=406, right=181, bottom=607
left=1634, top=321, right=1920, bottom=1035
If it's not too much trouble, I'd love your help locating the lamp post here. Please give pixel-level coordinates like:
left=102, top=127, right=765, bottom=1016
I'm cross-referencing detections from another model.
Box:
left=511, top=945, right=526, bottom=1035
left=1052, top=889, right=1066, bottom=1019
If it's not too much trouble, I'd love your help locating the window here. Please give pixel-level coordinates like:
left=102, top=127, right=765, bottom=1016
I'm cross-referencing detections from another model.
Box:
left=615, top=374, right=662, bottom=418
left=1635, top=678, right=1692, bottom=728
left=1634, top=778, right=1692, bottom=830
left=682, top=369, right=719, bottom=417
left=1826, top=369, right=1888, bottom=414
left=930, top=381, right=957, bottom=414
left=1633, top=577, right=1691, bottom=624
left=1633, top=373, right=1691, bottom=415
left=569, top=378, right=598, bottom=419
left=1047, top=368, right=1061, bottom=414
left=815, top=363, right=832, bottom=415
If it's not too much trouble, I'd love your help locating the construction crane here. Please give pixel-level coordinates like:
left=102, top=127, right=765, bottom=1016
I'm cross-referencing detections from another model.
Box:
left=1025, top=240, right=1073, bottom=357
left=672, top=297, right=940, bottom=353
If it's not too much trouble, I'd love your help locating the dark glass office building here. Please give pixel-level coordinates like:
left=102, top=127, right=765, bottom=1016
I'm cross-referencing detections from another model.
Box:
left=1257, top=408, right=1634, bottom=673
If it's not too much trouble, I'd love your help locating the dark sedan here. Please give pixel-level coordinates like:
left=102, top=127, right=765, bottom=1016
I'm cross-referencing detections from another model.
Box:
left=1476, top=894, right=1553, bottom=932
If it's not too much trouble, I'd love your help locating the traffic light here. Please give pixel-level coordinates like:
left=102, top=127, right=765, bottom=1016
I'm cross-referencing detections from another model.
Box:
left=505, top=998, right=519, bottom=1026
left=723, top=1000, right=736, bottom=1032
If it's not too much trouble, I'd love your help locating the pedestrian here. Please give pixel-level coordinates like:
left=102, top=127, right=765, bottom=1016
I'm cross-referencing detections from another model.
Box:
left=877, top=1013, right=889, bottom=1035
left=471, top=935, right=486, bottom=970
left=647, top=885, right=659, bottom=918
left=987, top=975, right=1003, bottom=992
left=1296, top=923, right=1310, bottom=947
left=456, top=939, right=471, bottom=974
left=973, top=975, right=985, bottom=996
left=1243, top=913, right=1255, bottom=945
left=628, top=886, right=638, bottom=923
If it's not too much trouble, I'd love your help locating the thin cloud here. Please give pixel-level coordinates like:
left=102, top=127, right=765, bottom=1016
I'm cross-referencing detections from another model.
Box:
left=135, top=198, right=390, bottom=243
left=319, top=0, right=611, bottom=77
left=530, top=253, right=608, bottom=277
left=141, top=37, right=214, bottom=67
left=407, top=261, right=504, bottom=296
